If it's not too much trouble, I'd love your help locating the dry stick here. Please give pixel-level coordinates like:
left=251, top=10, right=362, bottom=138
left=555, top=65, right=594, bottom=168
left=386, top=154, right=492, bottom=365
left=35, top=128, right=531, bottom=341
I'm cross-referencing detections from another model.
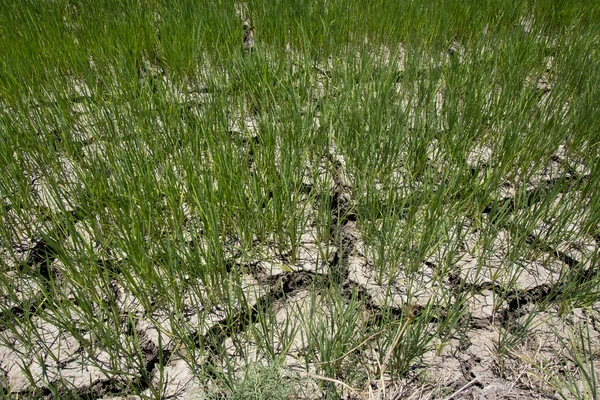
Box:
left=376, top=319, right=411, bottom=399
left=380, top=319, right=410, bottom=376
left=441, top=378, right=479, bottom=400
left=307, top=373, right=359, bottom=394
left=375, top=356, right=386, bottom=399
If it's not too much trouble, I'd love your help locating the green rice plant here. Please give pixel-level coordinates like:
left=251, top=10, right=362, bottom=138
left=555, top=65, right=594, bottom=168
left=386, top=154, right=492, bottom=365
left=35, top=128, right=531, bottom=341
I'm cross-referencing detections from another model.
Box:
left=296, top=286, right=371, bottom=395
left=376, top=302, right=436, bottom=378
left=0, top=0, right=599, bottom=398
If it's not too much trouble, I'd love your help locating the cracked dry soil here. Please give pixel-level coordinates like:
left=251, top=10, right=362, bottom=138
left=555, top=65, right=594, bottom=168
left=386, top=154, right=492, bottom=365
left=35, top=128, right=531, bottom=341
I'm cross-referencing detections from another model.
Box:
left=1, top=42, right=600, bottom=399
left=2, top=133, right=599, bottom=400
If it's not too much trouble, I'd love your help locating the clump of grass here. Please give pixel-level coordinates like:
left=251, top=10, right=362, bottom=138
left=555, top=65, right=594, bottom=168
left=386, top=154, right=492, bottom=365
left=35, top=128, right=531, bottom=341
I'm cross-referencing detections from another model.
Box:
left=226, top=364, right=297, bottom=400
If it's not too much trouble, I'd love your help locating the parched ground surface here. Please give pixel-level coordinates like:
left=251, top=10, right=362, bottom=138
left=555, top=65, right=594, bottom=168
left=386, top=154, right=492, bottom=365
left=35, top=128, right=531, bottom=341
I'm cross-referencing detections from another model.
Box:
left=2, top=121, right=599, bottom=399
left=1, top=7, right=600, bottom=399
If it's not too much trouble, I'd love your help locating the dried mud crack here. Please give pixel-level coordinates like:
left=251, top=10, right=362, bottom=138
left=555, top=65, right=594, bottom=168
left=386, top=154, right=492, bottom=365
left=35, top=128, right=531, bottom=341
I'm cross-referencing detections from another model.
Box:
left=483, top=173, right=591, bottom=224
left=2, top=146, right=598, bottom=399
left=2, top=12, right=600, bottom=398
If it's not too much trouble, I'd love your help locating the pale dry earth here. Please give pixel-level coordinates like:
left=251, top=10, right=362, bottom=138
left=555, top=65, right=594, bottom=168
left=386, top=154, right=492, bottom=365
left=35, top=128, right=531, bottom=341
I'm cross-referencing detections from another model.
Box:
left=1, top=17, right=600, bottom=399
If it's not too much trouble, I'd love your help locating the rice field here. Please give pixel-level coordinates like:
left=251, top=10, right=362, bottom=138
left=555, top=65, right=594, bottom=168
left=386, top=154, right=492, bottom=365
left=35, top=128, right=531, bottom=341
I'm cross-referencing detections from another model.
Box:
left=1, top=0, right=600, bottom=398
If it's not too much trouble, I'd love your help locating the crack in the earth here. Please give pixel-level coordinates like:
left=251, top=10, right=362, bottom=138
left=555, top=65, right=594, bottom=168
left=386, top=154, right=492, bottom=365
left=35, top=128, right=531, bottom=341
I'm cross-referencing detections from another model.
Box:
left=483, top=173, right=590, bottom=224
left=2, top=132, right=597, bottom=397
